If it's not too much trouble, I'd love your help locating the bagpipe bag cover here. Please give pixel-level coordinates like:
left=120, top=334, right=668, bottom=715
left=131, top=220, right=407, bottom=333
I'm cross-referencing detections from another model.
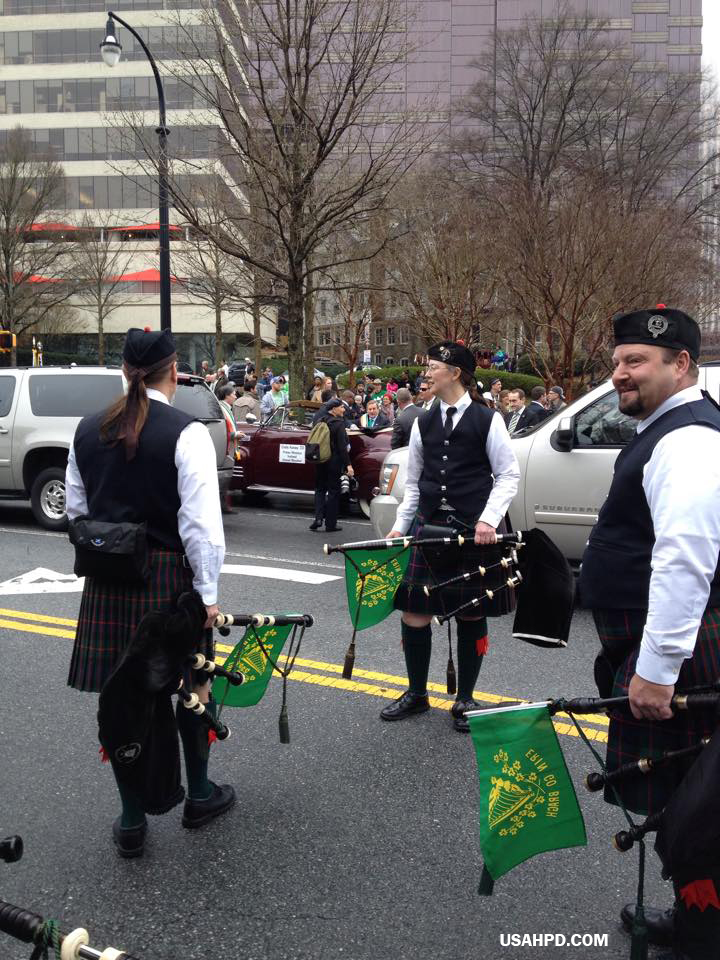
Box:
left=97, top=591, right=207, bottom=814
left=655, top=727, right=720, bottom=882
left=512, top=529, right=575, bottom=648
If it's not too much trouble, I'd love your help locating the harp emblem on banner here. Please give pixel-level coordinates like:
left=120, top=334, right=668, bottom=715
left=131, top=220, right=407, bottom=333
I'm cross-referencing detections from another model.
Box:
left=489, top=748, right=546, bottom=835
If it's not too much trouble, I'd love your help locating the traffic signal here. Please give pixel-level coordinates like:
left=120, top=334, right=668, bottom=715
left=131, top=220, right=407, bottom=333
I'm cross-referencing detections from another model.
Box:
left=0, top=330, right=16, bottom=353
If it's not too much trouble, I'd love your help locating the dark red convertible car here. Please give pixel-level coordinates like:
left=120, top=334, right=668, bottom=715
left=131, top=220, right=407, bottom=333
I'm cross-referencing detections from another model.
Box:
left=231, top=406, right=391, bottom=516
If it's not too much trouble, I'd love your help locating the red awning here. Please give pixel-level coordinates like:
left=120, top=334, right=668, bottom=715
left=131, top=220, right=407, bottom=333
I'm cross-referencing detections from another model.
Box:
left=108, top=223, right=182, bottom=233
left=111, top=268, right=180, bottom=283
left=28, top=222, right=78, bottom=233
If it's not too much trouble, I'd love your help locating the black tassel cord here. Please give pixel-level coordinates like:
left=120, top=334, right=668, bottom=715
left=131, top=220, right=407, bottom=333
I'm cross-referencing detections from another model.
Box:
left=217, top=622, right=307, bottom=745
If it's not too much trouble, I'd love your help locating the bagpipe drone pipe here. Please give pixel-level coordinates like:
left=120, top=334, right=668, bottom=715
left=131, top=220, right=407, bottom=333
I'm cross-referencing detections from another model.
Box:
left=1, top=832, right=142, bottom=958
left=326, top=526, right=575, bottom=682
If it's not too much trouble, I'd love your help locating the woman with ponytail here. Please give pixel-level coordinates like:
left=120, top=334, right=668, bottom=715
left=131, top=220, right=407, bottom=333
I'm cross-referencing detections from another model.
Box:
left=380, top=340, right=521, bottom=733
left=65, top=327, right=235, bottom=858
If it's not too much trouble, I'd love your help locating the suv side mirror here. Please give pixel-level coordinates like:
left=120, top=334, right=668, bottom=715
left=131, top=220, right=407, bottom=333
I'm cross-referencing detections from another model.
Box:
left=552, top=415, right=574, bottom=452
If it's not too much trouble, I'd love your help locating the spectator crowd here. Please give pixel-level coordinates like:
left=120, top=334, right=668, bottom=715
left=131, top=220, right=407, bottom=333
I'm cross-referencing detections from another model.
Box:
left=196, top=357, right=568, bottom=450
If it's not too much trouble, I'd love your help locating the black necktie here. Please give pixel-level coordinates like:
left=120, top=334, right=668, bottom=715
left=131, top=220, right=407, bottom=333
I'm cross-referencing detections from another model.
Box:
left=444, top=406, right=456, bottom=440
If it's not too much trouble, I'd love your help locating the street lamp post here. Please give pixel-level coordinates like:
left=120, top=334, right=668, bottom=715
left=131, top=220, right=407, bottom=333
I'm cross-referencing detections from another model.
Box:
left=100, top=12, right=172, bottom=331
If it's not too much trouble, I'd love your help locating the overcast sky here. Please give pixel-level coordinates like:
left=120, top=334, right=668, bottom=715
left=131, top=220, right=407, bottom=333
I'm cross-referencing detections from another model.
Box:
left=703, top=5, right=720, bottom=88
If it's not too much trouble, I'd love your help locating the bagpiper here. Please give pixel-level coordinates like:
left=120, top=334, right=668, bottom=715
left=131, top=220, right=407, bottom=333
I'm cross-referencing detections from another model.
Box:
left=381, top=341, right=520, bottom=732
left=66, top=327, right=234, bottom=857
left=579, top=307, right=720, bottom=959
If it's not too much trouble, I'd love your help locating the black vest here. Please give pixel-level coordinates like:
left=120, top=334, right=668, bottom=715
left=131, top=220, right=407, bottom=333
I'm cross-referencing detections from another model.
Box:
left=579, top=396, right=720, bottom=611
left=74, top=399, right=195, bottom=551
left=417, top=401, right=494, bottom=521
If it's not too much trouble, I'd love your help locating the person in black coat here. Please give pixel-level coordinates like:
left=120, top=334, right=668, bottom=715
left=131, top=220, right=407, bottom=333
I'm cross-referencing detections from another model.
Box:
left=391, top=388, right=421, bottom=449
left=505, top=387, right=548, bottom=435
left=309, top=397, right=353, bottom=533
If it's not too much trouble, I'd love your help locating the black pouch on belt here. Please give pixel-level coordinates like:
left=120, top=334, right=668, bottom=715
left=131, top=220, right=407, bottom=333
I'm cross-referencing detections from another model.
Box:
left=415, top=521, right=464, bottom=574
left=68, top=516, right=150, bottom=585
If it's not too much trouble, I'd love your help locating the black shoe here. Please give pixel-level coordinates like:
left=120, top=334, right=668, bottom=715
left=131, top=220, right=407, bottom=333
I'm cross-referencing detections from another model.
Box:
left=309, top=520, right=322, bottom=531
left=182, top=782, right=236, bottom=829
left=451, top=698, right=479, bottom=733
left=621, top=903, right=675, bottom=947
left=380, top=690, right=430, bottom=721
left=112, top=816, right=147, bottom=859
left=324, top=525, right=343, bottom=532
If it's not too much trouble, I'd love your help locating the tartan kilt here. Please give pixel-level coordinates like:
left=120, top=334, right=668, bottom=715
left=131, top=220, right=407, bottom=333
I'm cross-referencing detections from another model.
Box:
left=594, top=606, right=720, bottom=816
left=67, top=549, right=208, bottom=693
left=393, top=512, right=517, bottom=619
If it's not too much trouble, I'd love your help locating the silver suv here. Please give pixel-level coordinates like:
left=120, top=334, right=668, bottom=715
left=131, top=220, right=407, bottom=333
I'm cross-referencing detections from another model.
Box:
left=0, top=367, right=232, bottom=530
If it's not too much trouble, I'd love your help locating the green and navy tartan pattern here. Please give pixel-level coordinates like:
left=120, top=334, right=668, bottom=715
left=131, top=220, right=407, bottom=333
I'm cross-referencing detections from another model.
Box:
left=68, top=549, right=196, bottom=693
left=594, top=606, right=720, bottom=816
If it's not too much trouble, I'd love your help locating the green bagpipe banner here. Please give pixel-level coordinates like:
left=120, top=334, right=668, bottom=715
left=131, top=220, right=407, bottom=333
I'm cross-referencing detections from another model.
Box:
left=214, top=622, right=294, bottom=707
left=468, top=703, right=587, bottom=883
left=344, top=547, right=411, bottom=630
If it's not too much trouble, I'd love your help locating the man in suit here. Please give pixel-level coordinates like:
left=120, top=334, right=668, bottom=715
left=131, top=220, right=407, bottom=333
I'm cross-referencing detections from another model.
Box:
left=391, top=388, right=421, bottom=449
left=505, top=387, right=548, bottom=435
left=415, top=377, right=437, bottom=410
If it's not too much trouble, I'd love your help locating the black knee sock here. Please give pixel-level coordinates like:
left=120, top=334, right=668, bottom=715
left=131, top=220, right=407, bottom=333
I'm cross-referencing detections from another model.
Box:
left=112, top=772, right=146, bottom=829
left=176, top=699, right=214, bottom=801
left=456, top=618, right=488, bottom=701
left=402, top=622, right=432, bottom=696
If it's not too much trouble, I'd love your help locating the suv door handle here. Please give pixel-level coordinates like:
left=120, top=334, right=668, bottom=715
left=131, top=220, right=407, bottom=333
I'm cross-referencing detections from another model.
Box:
left=0, top=427, right=8, bottom=434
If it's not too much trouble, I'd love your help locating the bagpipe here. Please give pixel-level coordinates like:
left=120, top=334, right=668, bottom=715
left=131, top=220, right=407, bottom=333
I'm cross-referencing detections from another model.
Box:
left=464, top=686, right=720, bottom=960
left=1, top=832, right=142, bottom=959
left=97, top=592, right=313, bottom=817
left=327, top=526, right=575, bottom=685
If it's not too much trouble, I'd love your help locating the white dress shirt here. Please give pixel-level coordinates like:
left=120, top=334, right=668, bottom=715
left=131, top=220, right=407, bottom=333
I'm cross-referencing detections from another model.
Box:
left=65, top=388, right=225, bottom=605
left=633, top=385, right=720, bottom=685
left=393, top=391, right=521, bottom=535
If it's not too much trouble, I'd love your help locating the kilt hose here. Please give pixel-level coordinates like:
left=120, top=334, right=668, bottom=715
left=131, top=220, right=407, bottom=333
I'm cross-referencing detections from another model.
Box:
left=393, top=511, right=516, bottom=620
left=593, top=606, right=720, bottom=816
left=68, top=549, right=202, bottom=693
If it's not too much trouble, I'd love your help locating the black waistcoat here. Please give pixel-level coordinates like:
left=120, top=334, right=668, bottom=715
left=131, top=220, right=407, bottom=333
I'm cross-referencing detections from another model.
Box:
left=579, top=396, right=720, bottom=611
left=417, top=401, right=494, bottom=521
left=73, top=399, right=195, bottom=551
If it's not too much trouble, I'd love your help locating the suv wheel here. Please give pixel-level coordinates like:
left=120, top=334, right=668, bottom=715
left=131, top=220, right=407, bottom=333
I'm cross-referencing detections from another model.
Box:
left=30, top=467, right=69, bottom=531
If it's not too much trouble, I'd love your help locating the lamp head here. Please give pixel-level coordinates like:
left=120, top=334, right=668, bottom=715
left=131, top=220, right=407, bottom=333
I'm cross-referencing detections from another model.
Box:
left=100, top=16, right=122, bottom=68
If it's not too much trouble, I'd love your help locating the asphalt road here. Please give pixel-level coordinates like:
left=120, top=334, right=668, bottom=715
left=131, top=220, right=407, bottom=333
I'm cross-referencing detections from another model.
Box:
left=0, top=495, right=672, bottom=960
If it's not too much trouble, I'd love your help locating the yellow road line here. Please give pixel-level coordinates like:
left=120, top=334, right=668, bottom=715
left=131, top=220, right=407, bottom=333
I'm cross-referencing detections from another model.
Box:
left=0, top=617, right=75, bottom=640
left=0, top=607, right=77, bottom=627
left=216, top=644, right=609, bottom=730
left=0, top=606, right=608, bottom=742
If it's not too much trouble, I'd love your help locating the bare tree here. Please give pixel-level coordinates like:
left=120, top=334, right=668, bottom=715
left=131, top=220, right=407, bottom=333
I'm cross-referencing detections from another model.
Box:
left=0, top=128, right=78, bottom=364
left=387, top=175, right=500, bottom=346
left=72, top=213, right=138, bottom=364
left=124, top=0, right=429, bottom=399
left=490, top=178, right=714, bottom=397
left=457, top=5, right=720, bottom=391
left=318, top=272, right=373, bottom=388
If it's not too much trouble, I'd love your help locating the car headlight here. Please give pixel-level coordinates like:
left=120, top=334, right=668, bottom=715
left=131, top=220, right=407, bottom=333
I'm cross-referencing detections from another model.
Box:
left=381, top=464, right=399, bottom=495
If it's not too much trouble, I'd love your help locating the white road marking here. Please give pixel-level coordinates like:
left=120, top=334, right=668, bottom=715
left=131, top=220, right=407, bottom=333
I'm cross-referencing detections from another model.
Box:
left=0, top=563, right=339, bottom=594
left=0, top=567, right=84, bottom=595
left=224, top=551, right=342, bottom=570
left=221, top=563, right=338, bottom=584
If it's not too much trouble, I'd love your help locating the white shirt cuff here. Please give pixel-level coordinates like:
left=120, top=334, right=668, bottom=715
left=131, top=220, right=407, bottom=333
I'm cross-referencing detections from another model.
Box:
left=478, top=507, right=502, bottom=529
left=635, top=645, right=685, bottom=686
left=194, top=580, right=218, bottom=606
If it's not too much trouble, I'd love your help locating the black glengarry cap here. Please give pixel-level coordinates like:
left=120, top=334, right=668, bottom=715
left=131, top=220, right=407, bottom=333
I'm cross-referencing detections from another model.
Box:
left=613, top=307, right=701, bottom=362
left=427, top=341, right=477, bottom=376
left=123, top=326, right=177, bottom=370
